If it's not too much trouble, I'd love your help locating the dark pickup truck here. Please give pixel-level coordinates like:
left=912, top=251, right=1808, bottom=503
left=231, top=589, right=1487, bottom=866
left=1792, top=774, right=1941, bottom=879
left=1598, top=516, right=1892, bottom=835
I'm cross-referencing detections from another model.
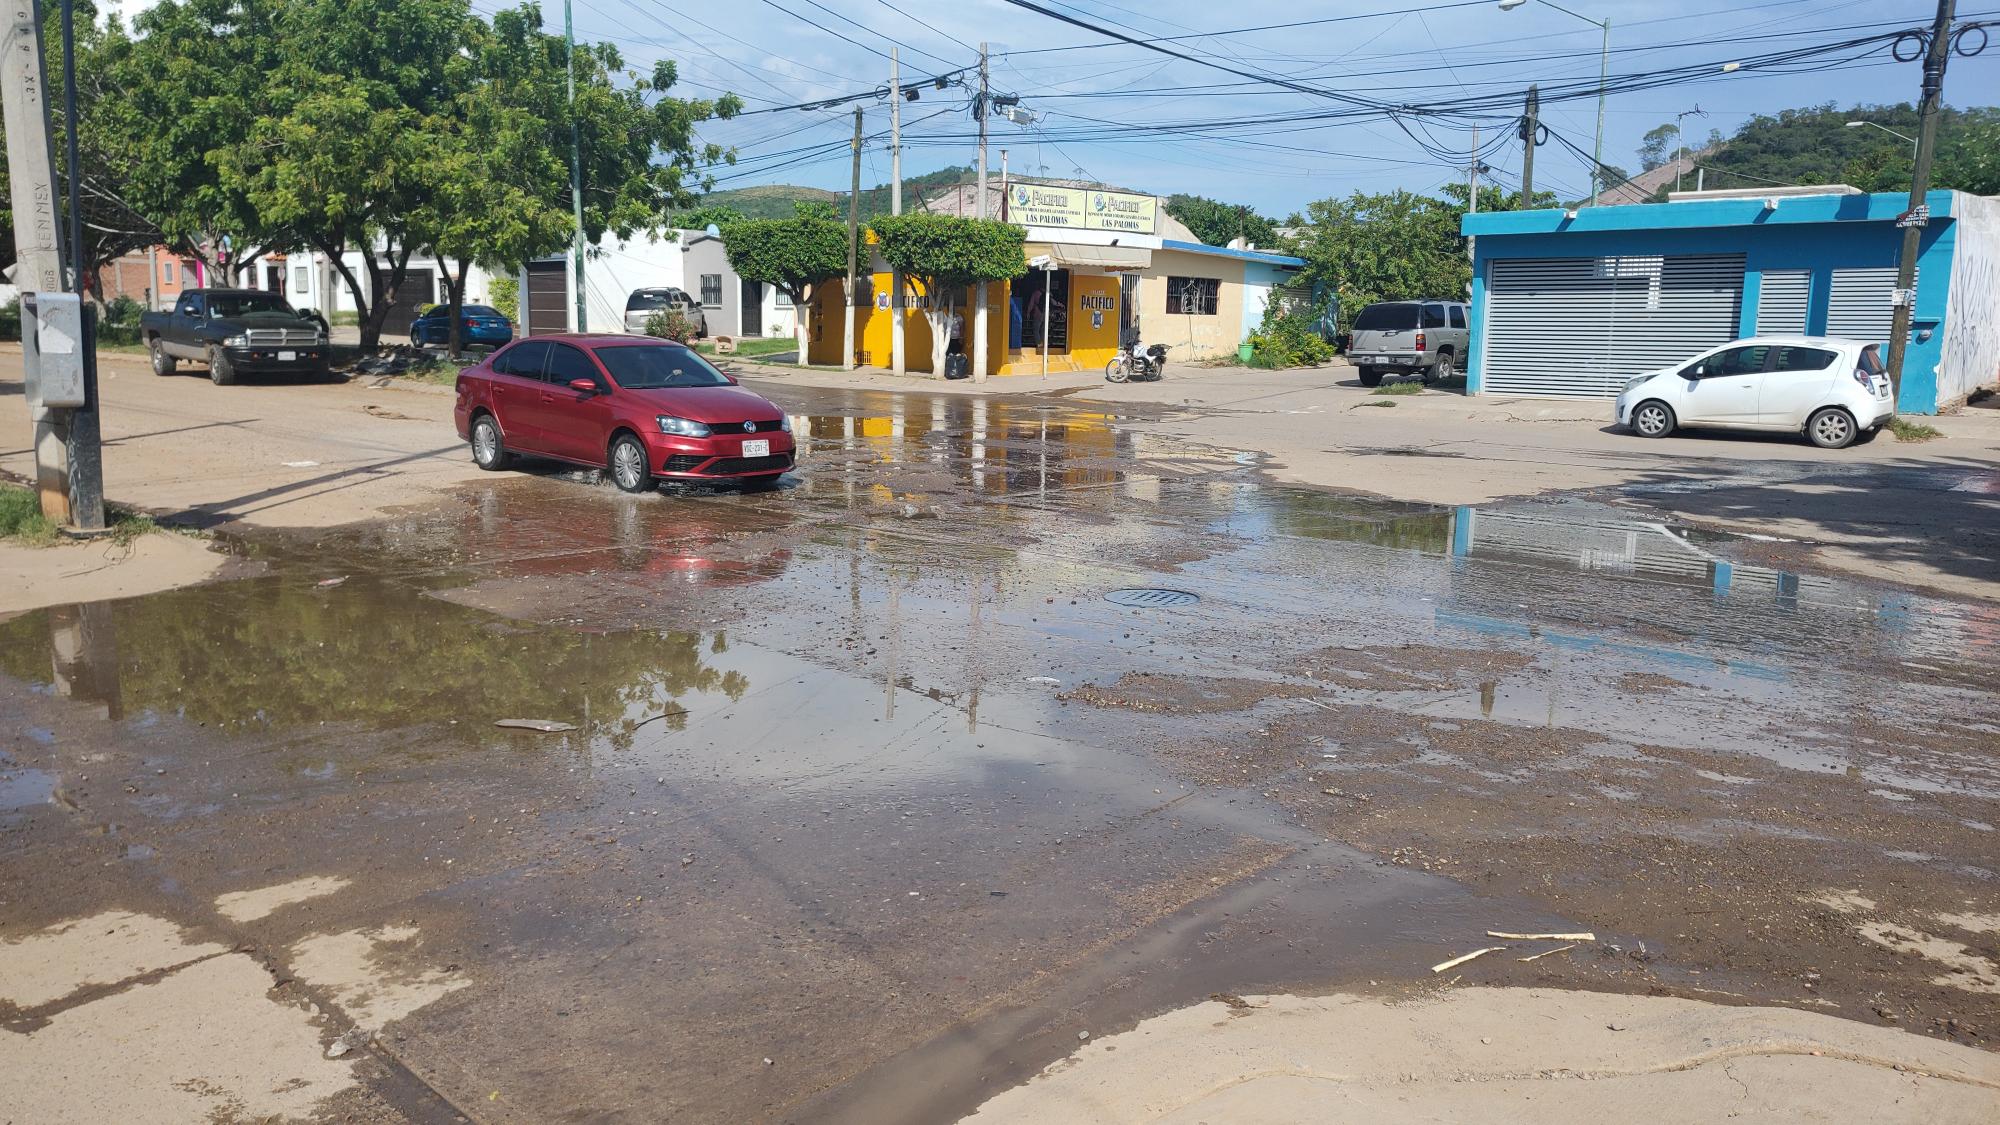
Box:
left=141, top=288, right=331, bottom=385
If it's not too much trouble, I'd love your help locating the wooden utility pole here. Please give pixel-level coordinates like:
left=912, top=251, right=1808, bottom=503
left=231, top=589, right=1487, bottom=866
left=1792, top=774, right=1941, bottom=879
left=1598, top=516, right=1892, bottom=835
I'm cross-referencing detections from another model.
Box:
left=889, top=46, right=906, bottom=378
left=1518, top=85, right=1539, bottom=205
left=1886, top=0, right=1956, bottom=404
left=972, top=42, right=989, bottom=383
left=844, top=106, right=861, bottom=372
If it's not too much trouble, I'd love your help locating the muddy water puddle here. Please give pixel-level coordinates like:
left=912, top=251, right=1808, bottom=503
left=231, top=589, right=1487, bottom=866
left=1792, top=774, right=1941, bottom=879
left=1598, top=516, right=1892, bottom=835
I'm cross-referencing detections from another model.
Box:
left=5, top=387, right=1999, bottom=1117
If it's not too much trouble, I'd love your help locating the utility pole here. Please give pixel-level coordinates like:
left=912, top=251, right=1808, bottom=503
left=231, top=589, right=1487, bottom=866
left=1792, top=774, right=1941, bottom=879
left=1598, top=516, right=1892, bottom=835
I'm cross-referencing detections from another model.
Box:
left=972, top=42, right=989, bottom=383
left=5, top=1, right=95, bottom=528
left=1886, top=0, right=1956, bottom=404
left=890, top=47, right=906, bottom=378
left=565, top=0, right=586, bottom=331
left=1673, top=105, right=1706, bottom=193
left=1518, top=85, right=1539, bottom=205
left=57, top=0, right=100, bottom=529
left=1466, top=126, right=1479, bottom=265
left=844, top=107, right=861, bottom=372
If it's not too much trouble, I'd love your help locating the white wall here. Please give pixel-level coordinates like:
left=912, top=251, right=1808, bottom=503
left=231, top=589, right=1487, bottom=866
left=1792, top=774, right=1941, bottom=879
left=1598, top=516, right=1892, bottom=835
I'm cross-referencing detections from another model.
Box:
left=281, top=250, right=495, bottom=321
left=1941, top=192, right=2000, bottom=409
left=581, top=231, right=688, bottom=333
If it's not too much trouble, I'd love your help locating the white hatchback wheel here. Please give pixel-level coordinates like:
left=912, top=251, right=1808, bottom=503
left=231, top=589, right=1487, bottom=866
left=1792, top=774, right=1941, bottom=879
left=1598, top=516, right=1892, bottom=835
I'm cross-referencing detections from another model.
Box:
left=1632, top=401, right=1674, bottom=438
left=1807, top=407, right=1856, bottom=449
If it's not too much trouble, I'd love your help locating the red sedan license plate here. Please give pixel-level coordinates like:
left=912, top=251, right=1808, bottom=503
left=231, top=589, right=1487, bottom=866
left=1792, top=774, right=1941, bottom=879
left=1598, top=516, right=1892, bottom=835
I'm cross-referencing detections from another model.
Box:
left=742, top=439, right=770, bottom=458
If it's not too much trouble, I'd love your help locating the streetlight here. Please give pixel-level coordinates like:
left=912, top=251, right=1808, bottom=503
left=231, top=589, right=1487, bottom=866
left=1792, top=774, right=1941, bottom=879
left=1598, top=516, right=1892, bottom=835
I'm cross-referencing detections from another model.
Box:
left=1499, top=0, right=1610, bottom=205
left=1846, top=120, right=1919, bottom=158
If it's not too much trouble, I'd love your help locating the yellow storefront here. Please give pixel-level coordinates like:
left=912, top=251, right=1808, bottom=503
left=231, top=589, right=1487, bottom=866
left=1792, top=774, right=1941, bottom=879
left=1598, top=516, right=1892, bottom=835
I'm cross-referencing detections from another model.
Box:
left=806, top=184, right=1164, bottom=378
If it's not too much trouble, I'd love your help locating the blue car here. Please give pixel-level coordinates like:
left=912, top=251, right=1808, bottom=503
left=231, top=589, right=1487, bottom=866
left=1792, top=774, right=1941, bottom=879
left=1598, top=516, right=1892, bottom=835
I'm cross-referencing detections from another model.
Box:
left=410, top=304, right=514, bottom=348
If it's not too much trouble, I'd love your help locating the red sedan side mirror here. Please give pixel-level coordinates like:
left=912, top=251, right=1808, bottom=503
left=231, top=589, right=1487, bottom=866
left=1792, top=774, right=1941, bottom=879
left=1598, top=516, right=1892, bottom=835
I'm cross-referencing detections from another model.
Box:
left=568, top=378, right=599, bottom=394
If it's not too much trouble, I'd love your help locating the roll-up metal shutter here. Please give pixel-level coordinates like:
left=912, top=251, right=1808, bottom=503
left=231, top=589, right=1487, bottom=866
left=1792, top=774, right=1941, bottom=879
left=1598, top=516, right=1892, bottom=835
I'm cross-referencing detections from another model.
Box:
left=1480, top=253, right=1745, bottom=398
left=1825, top=266, right=1912, bottom=343
left=524, top=259, right=569, bottom=336
left=1755, top=269, right=1810, bottom=335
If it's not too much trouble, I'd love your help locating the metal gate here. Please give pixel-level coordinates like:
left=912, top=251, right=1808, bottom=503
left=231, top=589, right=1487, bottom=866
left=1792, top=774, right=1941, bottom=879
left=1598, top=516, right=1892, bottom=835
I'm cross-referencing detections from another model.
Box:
left=1480, top=253, right=1745, bottom=397
left=525, top=260, right=568, bottom=336
left=380, top=268, right=436, bottom=336
left=740, top=278, right=762, bottom=336
left=1755, top=269, right=1810, bottom=335
left=1826, top=266, right=1912, bottom=343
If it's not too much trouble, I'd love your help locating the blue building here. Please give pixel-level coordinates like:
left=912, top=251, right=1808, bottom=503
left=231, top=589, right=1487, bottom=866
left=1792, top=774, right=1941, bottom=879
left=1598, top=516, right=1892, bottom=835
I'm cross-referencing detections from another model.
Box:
left=1460, top=188, right=2000, bottom=414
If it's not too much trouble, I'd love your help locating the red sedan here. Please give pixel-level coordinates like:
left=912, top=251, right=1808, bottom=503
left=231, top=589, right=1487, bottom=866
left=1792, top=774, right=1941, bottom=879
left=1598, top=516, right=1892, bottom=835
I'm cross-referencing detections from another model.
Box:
left=453, top=335, right=795, bottom=492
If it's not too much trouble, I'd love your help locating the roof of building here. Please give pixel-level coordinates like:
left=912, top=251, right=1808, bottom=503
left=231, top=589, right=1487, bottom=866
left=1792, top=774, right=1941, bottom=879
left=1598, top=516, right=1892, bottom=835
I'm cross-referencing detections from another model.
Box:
left=1463, top=189, right=1959, bottom=238
left=1158, top=239, right=1304, bottom=267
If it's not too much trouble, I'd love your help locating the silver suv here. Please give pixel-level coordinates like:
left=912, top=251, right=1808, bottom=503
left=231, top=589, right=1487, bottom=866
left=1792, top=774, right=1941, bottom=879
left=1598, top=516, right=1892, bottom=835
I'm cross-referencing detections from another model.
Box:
left=624, top=287, right=708, bottom=337
left=1347, top=300, right=1469, bottom=387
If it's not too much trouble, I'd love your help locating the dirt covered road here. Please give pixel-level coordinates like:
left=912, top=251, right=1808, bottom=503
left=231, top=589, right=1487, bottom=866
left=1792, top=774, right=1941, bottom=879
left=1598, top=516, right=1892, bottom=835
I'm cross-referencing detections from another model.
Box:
left=1, top=360, right=1997, bottom=1122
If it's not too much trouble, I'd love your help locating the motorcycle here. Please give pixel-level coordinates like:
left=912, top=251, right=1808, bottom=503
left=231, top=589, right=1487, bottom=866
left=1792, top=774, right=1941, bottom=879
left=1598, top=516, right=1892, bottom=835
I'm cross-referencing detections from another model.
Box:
left=1105, top=342, right=1168, bottom=383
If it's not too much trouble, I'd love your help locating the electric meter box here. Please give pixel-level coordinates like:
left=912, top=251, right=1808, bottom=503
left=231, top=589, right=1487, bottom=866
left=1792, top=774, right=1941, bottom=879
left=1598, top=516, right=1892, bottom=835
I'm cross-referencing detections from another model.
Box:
left=23, top=292, right=88, bottom=408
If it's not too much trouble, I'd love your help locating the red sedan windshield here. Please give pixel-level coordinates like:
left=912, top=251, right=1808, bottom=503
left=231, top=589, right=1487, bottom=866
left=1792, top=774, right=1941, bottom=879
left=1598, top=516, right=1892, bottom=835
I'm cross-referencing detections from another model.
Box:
left=594, top=344, right=731, bottom=389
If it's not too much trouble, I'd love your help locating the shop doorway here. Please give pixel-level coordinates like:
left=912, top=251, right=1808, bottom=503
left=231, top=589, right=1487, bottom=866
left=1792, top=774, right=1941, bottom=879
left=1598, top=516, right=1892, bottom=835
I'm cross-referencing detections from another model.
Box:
left=1013, top=268, right=1070, bottom=354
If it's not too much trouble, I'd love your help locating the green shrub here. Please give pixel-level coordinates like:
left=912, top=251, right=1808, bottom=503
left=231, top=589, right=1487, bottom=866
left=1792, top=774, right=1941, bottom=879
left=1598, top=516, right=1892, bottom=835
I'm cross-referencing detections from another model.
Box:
left=103, top=295, right=144, bottom=326
left=644, top=308, right=699, bottom=343
left=1246, top=301, right=1335, bottom=369
left=489, top=276, right=519, bottom=323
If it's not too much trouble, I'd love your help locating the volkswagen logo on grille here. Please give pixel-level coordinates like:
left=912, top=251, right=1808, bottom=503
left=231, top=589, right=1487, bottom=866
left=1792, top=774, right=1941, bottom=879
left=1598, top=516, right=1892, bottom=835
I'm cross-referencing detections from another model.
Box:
left=743, top=421, right=757, bottom=433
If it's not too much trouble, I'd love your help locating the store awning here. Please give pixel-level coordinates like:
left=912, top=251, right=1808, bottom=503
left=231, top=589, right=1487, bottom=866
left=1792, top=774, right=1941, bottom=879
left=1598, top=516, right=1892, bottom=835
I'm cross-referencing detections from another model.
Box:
left=1045, top=244, right=1152, bottom=271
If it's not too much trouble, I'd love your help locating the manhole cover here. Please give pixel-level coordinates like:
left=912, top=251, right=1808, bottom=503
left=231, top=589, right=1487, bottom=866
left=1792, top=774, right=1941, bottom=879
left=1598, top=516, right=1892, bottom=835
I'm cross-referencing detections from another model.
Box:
left=1105, top=588, right=1201, bottom=609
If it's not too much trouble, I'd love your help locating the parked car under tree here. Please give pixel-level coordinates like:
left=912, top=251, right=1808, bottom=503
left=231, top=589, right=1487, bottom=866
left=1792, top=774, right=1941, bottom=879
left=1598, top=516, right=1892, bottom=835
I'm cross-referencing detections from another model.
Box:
left=140, top=288, right=331, bottom=385
left=1345, top=299, right=1470, bottom=387
left=411, top=304, right=514, bottom=349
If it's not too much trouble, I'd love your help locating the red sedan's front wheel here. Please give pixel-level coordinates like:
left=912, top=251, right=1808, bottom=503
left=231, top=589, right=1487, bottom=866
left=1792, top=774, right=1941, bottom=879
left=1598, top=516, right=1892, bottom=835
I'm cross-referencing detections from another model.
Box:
left=609, top=433, right=654, bottom=493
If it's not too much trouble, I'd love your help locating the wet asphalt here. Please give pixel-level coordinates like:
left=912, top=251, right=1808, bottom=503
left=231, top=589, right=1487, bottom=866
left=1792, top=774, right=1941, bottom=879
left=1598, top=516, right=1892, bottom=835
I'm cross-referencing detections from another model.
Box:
left=3, top=384, right=1997, bottom=1121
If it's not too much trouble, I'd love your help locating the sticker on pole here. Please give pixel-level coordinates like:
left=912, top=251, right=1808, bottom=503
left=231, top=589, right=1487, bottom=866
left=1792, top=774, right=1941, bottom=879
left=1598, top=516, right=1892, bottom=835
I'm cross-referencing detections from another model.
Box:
left=1896, top=204, right=1929, bottom=228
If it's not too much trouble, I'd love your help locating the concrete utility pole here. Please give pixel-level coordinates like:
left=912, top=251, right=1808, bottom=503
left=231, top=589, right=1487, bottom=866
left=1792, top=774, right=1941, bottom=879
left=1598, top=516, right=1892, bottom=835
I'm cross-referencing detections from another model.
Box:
left=844, top=107, right=861, bottom=372
left=1886, top=0, right=1956, bottom=404
left=1673, top=105, right=1706, bottom=193
left=1519, top=85, right=1539, bottom=205
left=565, top=0, right=586, bottom=331
left=5, top=0, right=99, bottom=528
left=890, top=46, right=906, bottom=378
left=57, top=0, right=100, bottom=528
left=972, top=41, right=989, bottom=383
left=1466, top=126, right=1479, bottom=265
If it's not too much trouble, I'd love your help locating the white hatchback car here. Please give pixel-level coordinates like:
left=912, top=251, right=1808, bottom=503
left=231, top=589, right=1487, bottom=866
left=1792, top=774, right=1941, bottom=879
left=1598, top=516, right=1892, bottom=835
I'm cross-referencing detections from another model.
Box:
left=1614, top=336, right=1895, bottom=449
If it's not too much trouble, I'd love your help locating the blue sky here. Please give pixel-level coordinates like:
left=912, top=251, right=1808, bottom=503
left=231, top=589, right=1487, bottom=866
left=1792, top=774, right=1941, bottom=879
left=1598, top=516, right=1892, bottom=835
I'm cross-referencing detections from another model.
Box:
left=114, top=0, right=1997, bottom=215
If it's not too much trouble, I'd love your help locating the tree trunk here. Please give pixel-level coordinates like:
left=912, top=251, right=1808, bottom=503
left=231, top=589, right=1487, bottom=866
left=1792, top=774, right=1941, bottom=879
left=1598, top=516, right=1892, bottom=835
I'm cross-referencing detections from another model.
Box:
left=318, top=238, right=371, bottom=348
left=357, top=245, right=413, bottom=352
left=927, top=304, right=949, bottom=377
left=794, top=284, right=812, bottom=367
left=446, top=257, right=472, bottom=357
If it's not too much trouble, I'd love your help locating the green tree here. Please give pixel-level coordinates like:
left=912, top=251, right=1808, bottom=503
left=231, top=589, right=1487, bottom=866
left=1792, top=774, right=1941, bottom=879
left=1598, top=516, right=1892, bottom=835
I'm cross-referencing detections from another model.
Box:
left=1637, top=123, right=1679, bottom=172
left=719, top=203, right=850, bottom=365
left=114, top=0, right=287, bottom=282
left=1293, top=190, right=1475, bottom=332
left=868, top=214, right=1024, bottom=377
left=1163, top=194, right=1280, bottom=247
left=672, top=204, right=747, bottom=231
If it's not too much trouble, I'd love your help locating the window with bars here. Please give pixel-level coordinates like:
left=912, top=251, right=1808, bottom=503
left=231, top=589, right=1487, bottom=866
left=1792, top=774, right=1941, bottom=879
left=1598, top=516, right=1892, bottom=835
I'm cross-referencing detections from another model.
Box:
left=699, top=274, right=723, bottom=306
left=1166, top=276, right=1220, bottom=316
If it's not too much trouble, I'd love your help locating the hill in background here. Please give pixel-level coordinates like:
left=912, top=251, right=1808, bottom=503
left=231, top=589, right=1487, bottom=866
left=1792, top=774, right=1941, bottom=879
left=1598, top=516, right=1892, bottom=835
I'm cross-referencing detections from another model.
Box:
left=698, top=165, right=979, bottom=220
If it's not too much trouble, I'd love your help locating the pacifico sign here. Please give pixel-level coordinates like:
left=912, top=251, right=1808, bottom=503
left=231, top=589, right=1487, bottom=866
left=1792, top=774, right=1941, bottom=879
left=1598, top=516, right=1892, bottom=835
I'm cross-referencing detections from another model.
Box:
left=1009, top=185, right=1158, bottom=235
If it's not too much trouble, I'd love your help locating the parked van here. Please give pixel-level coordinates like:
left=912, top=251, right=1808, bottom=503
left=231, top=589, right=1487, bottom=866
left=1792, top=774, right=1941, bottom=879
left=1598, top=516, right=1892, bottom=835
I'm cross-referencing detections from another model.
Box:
left=1346, top=299, right=1469, bottom=387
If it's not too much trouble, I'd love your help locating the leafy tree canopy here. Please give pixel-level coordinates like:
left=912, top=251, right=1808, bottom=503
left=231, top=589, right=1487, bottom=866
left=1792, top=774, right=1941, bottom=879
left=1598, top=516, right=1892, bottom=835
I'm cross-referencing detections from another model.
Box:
left=1163, top=194, right=1280, bottom=247
left=868, top=214, right=1025, bottom=293
left=1661, top=103, right=1999, bottom=198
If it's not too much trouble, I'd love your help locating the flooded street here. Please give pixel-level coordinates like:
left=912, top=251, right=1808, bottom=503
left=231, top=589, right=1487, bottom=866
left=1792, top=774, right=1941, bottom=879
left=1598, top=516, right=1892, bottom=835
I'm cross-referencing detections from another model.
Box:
left=3, top=385, right=1997, bottom=1121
